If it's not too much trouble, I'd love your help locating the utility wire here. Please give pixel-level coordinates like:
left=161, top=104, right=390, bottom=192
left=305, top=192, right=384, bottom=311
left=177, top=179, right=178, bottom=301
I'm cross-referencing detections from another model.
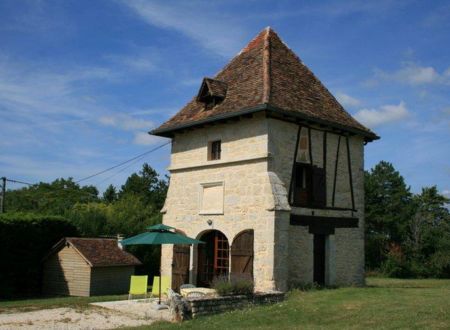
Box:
left=95, top=153, right=149, bottom=185
left=5, top=178, right=34, bottom=186
left=75, top=141, right=170, bottom=184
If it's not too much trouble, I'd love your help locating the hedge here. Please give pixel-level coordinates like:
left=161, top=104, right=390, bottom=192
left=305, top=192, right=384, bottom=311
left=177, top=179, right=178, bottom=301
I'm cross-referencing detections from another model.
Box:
left=0, top=213, right=78, bottom=299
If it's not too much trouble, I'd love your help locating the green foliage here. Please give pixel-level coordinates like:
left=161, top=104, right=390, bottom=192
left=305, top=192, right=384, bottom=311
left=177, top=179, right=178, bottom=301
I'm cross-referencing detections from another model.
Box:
left=365, top=161, right=414, bottom=269
left=119, top=163, right=168, bottom=209
left=102, top=184, right=118, bottom=204
left=212, top=275, right=254, bottom=296
left=0, top=213, right=78, bottom=298
left=68, top=202, right=110, bottom=237
left=366, top=161, right=450, bottom=278
left=4, top=178, right=99, bottom=215
left=211, top=276, right=235, bottom=296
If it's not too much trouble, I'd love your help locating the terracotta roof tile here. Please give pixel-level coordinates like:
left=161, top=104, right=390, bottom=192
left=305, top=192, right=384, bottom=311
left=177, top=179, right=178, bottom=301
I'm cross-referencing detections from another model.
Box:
left=152, top=27, right=378, bottom=140
left=64, top=237, right=142, bottom=267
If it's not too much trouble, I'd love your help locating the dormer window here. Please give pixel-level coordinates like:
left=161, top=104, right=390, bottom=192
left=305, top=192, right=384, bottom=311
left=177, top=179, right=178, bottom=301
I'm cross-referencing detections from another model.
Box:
left=197, top=78, right=227, bottom=110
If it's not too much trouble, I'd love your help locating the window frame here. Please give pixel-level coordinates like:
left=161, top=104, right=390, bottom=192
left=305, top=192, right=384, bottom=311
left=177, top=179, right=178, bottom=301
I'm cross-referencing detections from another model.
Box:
left=208, top=140, right=221, bottom=161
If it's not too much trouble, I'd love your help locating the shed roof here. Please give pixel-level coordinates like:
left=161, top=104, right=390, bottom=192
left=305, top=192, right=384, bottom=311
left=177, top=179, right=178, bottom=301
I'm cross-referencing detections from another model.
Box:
left=151, top=27, right=378, bottom=141
left=45, top=237, right=142, bottom=268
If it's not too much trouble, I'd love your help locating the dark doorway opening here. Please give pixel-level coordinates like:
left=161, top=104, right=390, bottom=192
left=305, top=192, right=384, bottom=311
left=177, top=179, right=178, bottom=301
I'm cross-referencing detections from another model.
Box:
left=197, top=230, right=229, bottom=287
left=313, top=234, right=326, bottom=285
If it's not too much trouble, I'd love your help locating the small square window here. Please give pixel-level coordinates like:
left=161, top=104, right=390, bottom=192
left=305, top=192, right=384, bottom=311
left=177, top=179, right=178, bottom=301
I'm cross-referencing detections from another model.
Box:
left=208, top=140, right=221, bottom=160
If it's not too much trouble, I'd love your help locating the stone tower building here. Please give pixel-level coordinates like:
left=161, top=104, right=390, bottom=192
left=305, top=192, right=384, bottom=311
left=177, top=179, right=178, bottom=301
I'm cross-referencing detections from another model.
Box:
left=151, top=28, right=378, bottom=292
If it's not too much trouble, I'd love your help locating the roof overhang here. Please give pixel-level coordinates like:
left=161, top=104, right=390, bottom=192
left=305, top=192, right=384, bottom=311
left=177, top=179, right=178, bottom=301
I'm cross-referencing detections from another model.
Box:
left=150, top=104, right=380, bottom=142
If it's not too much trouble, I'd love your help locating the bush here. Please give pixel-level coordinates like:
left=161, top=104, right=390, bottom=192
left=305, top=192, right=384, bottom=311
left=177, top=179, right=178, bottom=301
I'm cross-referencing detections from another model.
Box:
left=212, top=275, right=254, bottom=296
left=381, top=244, right=412, bottom=278
left=0, top=213, right=78, bottom=299
left=212, top=276, right=235, bottom=296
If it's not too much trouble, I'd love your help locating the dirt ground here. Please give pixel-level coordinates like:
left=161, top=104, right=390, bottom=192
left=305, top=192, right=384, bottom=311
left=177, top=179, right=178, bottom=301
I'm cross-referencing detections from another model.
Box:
left=0, top=300, right=172, bottom=329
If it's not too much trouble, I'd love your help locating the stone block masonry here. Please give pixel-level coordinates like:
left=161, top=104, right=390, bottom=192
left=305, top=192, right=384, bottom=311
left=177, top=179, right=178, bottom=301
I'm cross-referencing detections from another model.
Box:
left=188, top=292, right=285, bottom=318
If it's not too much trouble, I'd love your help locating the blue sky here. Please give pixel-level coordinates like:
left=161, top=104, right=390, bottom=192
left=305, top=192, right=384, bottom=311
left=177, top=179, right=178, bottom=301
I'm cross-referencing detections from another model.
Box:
left=0, top=0, right=449, bottom=196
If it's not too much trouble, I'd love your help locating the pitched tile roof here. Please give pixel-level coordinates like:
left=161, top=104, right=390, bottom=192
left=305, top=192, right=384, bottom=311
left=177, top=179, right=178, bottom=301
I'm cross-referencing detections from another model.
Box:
left=46, top=237, right=142, bottom=267
left=152, top=27, right=378, bottom=141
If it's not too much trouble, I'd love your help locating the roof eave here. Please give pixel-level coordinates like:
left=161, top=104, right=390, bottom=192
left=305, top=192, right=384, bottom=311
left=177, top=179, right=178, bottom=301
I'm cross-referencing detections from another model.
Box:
left=150, top=104, right=379, bottom=142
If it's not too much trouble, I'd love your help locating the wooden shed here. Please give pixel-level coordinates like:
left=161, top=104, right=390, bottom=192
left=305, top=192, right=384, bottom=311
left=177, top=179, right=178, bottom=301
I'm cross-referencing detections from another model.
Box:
left=42, top=237, right=142, bottom=297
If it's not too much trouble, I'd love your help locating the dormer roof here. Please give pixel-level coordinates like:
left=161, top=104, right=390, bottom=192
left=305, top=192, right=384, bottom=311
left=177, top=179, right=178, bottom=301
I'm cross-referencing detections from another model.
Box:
left=197, top=78, right=228, bottom=103
left=151, top=27, right=378, bottom=141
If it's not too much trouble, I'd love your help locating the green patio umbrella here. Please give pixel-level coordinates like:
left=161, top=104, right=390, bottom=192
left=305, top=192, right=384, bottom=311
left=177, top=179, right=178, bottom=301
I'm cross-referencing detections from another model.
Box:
left=121, top=223, right=204, bottom=305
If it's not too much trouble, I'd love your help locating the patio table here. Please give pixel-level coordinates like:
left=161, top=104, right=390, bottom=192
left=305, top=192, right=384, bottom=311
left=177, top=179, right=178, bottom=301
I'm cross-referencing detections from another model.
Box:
left=180, top=287, right=217, bottom=297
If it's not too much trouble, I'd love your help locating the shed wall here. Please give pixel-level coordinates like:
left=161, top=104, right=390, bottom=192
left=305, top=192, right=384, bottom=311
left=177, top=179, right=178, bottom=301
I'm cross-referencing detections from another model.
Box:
left=90, top=266, right=135, bottom=296
left=42, top=245, right=91, bottom=297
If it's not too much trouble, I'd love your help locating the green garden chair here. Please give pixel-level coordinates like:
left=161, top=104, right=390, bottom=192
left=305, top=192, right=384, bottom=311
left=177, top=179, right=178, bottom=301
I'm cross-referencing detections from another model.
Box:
left=128, top=275, right=148, bottom=300
left=151, top=276, right=171, bottom=297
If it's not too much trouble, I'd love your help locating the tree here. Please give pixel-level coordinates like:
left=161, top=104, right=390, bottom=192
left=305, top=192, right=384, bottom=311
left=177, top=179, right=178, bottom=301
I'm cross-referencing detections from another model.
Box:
left=67, top=202, right=110, bottom=237
left=406, top=187, right=450, bottom=277
left=365, top=161, right=414, bottom=270
left=119, top=163, right=168, bottom=209
left=5, top=178, right=99, bottom=215
left=103, top=184, right=118, bottom=204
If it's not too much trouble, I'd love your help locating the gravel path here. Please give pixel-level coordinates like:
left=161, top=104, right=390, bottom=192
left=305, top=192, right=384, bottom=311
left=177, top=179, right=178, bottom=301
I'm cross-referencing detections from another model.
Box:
left=0, top=300, right=172, bottom=329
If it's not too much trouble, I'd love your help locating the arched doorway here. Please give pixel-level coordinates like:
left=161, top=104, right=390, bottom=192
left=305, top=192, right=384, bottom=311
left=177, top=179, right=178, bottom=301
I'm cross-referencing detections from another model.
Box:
left=231, top=230, right=254, bottom=281
left=197, top=230, right=229, bottom=287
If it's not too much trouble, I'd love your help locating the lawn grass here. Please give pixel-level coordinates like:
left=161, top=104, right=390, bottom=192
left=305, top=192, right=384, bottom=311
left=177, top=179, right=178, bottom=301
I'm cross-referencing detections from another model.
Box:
left=137, top=277, right=450, bottom=330
left=0, top=294, right=128, bottom=313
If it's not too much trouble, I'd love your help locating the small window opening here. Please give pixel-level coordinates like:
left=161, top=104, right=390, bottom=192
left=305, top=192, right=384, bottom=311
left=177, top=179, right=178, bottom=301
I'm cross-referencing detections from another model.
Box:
left=291, top=163, right=326, bottom=207
left=293, top=163, right=312, bottom=206
left=208, top=140, right=221, bottom=160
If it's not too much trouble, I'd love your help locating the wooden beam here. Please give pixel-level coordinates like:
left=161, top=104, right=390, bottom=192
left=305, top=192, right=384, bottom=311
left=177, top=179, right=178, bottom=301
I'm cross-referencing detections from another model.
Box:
left=323, top=131, right=327, bottom=206
left=289, top=214, right=359, bottom=228
left=346, top=136, right=355, bottom=210
left=288, top=126, right=302, bottom=205
left=332, top=135, right=341, bottom=207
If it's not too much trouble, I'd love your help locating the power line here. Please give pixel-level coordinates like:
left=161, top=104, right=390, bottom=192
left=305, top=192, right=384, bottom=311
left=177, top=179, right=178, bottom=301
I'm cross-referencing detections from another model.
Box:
left=75, top=141, right=170, bottom=184
left=5, top=178, right=34, bottom=186
left=95, top=153, right=149, bottom=185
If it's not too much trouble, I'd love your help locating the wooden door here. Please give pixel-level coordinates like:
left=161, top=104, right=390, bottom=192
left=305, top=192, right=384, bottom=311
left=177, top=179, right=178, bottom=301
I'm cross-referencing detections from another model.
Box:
left=231, top=230, right=254, bottom=280
left=313, top=234, right=326, bottom=285
left=172, top=244, right=190, bottom=292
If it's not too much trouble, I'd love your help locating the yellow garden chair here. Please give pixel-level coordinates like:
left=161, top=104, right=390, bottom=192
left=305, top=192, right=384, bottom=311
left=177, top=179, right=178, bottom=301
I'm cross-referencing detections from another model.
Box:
left=128, top=275, right=148, bottom=300
left=151, top=276, right=171, bottom=297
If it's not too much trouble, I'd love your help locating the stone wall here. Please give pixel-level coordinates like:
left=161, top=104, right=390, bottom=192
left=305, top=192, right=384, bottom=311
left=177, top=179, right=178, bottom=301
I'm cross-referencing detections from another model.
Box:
left=188, top=292, right=285, bottom=318
left=161, top=114, right=280, bottom=292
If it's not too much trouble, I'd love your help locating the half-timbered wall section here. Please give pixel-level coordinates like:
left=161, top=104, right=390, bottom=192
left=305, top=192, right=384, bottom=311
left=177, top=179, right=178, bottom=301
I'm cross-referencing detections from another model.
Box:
left=268, top=118, right=365, bottom=286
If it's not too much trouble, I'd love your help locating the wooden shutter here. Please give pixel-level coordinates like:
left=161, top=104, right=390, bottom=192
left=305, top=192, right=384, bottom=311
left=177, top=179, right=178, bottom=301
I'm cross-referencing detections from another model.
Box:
left=312, top=166, right=326, bottom=207
left=231, top=230, right=254, bottom=280
left=172, top=245, right=190, bottom=292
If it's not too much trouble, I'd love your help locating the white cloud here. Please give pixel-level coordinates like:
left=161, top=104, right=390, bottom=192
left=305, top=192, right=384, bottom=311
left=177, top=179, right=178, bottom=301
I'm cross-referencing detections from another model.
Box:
left=99, top=114, right=154, bottom=131
left=119, top=1, right=246, bottom=57
left=336, top=92, right=361, bottom=108
left=354, top=101, right=409, bottom=127
left=373, top=63, right=448, bottom=85
left=133, top=132, right=166, bottom=146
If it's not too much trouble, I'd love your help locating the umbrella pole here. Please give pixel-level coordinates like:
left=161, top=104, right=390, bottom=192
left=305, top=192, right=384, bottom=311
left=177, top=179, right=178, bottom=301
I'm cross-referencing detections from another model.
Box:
left=159, top=266, right=162, bottom=305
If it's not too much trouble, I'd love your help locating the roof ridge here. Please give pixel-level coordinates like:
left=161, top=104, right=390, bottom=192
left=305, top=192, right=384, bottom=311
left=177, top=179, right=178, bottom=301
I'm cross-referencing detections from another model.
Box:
left=262, top=27, right=271, bottom=104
